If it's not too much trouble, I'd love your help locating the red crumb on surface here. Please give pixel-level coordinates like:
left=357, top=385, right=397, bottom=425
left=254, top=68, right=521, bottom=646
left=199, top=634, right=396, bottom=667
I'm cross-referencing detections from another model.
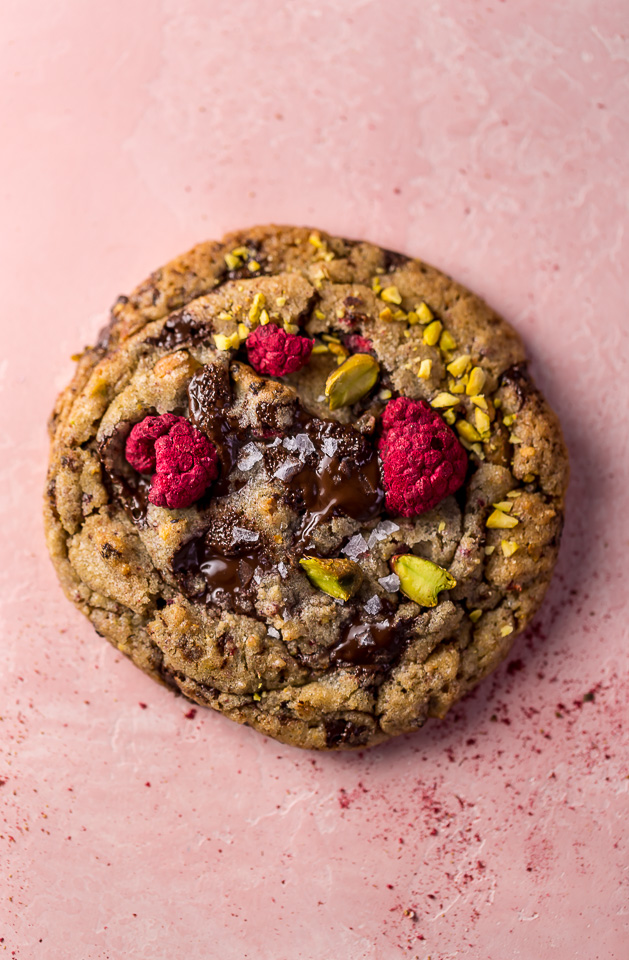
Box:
left=343, top=334, right=374, bottom=354
left=184, top=708, right=197, bottom=720
left=378, top=397, right=467, bottom=517
left=246, top=323, right=313, bottom=376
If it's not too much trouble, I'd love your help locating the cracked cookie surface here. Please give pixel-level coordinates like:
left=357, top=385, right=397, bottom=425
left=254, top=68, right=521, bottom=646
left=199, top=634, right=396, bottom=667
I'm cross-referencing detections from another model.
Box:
left=45, top=225, right=569, bottom=750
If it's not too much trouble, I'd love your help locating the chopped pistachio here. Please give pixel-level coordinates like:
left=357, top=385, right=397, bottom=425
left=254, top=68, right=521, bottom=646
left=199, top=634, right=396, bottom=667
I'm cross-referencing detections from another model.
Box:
left=502, top=413, right=517, bottom=427
left=391, top=554, right=456, bottom=607
left=469, top=609, right=483, bottom=623
left=484, top=545, right=495, bottom=555
left=466, top=366, right=486, bottom=396
left=471, top=442, right=485, bottom=459
left=474, top=408, right=491, bottom=435
left=218, top=310, right=233, bottom=322
left=237, top=323, right=249, bottom=340
left=438, top=520, right=446, bottom=533
left=456, top=420, right=481, bottom=443
left=416, top=301, right=433, bottom=324
left=231, top=246, right=248, bottom=257
left=379, top=307, right=394, bottom=322
left=471, top=395, right=488, bottom=411
left=325, top=353, right=380, bottom=410
left=314, top=308, right=326, bottom=320
left=403, top=329, right=411, bottom=338
left=439, top=330, right=457, bottom=351
left=308, top=231, right=324, bottom=248
left=259, top=309, right=271, bottom=325
left=224, top=252, right=241, bottom=270
left=276, top=295, right=287, bottom=307
left=494, top=397, right=502, bottom=408
left=449, top=380, right=466, bottom=394
left=253, top=693, right=261, bottom=701
left=501, top=540, right=519, bottom=558
left=443, top=409, right=456, bottom=425
left=322, top=334, right=341, bottom=343
left=213, top=331, right=240, bottom=351
left=509, top=433, right=522, bottom=445
left=283, top=321, right=300, bottom=334
left=431, top=392, right=459, bottom=408
left=381, top=285, right=402, bottom=304
left=507, top=489, right=522, bottom=498
left=407, top=310, right=419, bottom=325
left=248, top=292, right=266, bottom=326
left=500, top=625, right=514, bottom=637
left=492, top=501, right=513, bottom=512
left=486, top=509, right=519, bottom=529
left=417, top=359, right=432, bottom=379
left=248, top=260, right=261, bottom=272
left=328, top=341, right=349, bottom=363
left=379, top=389, right=392, bottom=400
left=392, top=308, right=407, bottom=321
left=446, top=354, right=471, bottom=378
left=299, top=556, right=363, bottom=601
left=311, top=343, right=329, bottom=355
left=423, top=320, right=443, bottom=346
left=371, top=276, right=383, bottom=294
left=523, top=472, right=536, bottom=483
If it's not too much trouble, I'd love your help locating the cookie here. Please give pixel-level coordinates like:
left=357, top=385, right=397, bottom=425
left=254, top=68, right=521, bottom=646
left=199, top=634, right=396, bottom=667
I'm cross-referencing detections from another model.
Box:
left=44, top=225, right=569, bottom=750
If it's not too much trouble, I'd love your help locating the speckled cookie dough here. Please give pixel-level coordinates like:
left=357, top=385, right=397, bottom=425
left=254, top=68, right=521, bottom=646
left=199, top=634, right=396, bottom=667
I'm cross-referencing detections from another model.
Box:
left=44, top=225, right=569, bottom=750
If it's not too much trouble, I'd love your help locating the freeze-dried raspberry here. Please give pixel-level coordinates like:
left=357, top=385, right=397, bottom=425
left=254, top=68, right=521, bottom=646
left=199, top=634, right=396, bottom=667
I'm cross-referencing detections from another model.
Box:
left=343, top=334, right=374, bottom=355
left=150, top=419, right=219, bottom=509
left=125, top=414, right=218, bottom=509
left=125, top=413, right=179, bottom=473
left=378, top=397, right=467, bottom=517
left=246, top=323, right=313, bottom=377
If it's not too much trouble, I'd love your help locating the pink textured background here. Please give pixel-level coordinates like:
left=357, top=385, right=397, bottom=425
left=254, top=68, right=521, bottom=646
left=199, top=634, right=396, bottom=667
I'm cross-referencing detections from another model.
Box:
left=1, top=2, right=627, bottom=957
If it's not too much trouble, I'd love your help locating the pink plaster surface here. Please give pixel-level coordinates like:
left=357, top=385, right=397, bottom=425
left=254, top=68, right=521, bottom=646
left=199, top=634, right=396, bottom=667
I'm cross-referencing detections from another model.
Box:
left=1, top=1, right=627, bottom=957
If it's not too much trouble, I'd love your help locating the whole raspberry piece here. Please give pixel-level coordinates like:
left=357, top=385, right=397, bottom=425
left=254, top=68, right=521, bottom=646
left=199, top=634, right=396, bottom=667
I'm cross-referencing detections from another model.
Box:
left=378, top=397, right=467, bottom=517
left=125, top=412, right=179, bottom=473
left=125, top=414, right=219, bottom=509
left=246, top=323, right=313, bottom=377
left=150, top=419, right=219, bottom=509
left=343, top=334, right=374, bottom=355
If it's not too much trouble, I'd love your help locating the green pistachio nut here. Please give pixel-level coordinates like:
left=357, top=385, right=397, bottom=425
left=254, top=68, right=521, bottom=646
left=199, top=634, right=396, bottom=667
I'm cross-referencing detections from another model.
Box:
left=390, top=554, right=456, bottom=607
left=299, top=556, right=363, bottom=601
left=324, top=353, right=380, bottom=411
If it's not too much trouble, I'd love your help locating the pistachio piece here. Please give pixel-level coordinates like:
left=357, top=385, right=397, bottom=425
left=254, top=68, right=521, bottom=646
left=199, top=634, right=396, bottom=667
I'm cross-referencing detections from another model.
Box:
left=299, top=556, right=363, bottom=601
left=390, top=554, right=456, bottom=607
left=324, top=353, right=379, bottom=411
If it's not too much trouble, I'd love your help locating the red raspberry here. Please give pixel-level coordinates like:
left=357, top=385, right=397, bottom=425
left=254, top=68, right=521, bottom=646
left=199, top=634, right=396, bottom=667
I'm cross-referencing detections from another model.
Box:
left=125, top=413, right=179, bottom=473
left=378, top=397, right=467, bottom=517
left=125, top=414, right=219, bottom=509
left=343, top=334, right=374, bottom=355
left=246, top=323, right=313, bottom=377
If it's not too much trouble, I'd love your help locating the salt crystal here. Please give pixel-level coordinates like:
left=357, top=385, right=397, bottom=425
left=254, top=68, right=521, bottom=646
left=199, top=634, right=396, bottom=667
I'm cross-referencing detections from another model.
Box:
left=321, top=437, right=339, bottom=457
left=232, top=526, right=260, bottom=543
left=237, top=442, right=263, bottom=471
left=378, top=573, right=401, bottom=592
left=367, top=520, right=400, bottom=549
left=273, top=461, right=302, bottom=481
left=364, top=595, right=382, bottom=615
left=267, top=437, right=282, bottom=448
left=267, top=627, right=280, bottom=638
left=317, top=394, right=326, bottom=402
left=277, top=562, right=289, bottom=579
left=342, top=533, right=369, bottom=559
left=283, top=433, right=315, bottom=456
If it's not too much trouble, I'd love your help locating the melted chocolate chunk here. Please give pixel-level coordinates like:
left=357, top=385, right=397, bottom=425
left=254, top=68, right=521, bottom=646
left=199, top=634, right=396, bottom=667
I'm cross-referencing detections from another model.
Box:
left=382, top=247, right=410, bottom=272
left=498, top=363, right=530, bottom=406
left=146, top=311, right=213, bottom=350
left=173, top=521, right=269, bottom=616
left=267, top=415, right=385, bottom=549
left=330, top=605, right=410, bottom=667
left=324, top=718, right=369, bottom=748
left=98, top=420, right=152, bottom=524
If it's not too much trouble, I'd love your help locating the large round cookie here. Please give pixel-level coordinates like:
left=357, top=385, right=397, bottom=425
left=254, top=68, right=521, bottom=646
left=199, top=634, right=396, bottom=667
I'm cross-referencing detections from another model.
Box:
left=45, top=225, right=569, bottom=750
